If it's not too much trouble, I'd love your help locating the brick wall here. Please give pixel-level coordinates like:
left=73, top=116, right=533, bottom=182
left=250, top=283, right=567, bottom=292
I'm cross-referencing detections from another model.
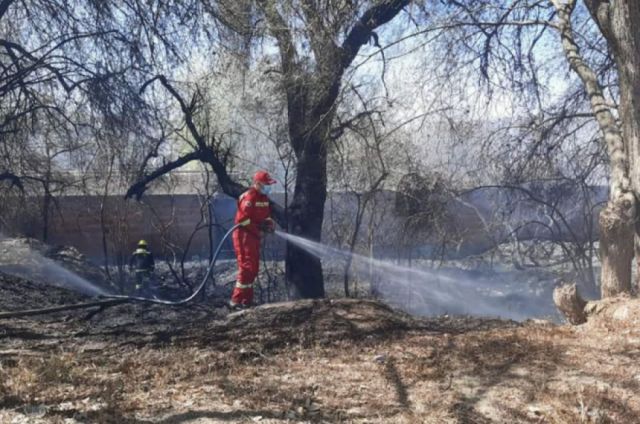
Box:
left=8, top=186, right=606, bottom=262
left=45, top=194, right=224, bottom=262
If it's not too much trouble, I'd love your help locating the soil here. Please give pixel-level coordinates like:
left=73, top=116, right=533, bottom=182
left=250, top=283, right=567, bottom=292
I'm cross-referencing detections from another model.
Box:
left=1, top=269, right=640, bottom=423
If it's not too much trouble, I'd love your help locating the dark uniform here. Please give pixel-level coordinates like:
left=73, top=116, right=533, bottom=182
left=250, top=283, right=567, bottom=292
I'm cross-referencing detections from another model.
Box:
left=129, top=242, right=155, bottom=296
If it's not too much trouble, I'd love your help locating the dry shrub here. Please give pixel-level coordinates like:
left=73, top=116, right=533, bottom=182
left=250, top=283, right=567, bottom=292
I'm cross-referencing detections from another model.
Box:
left=543, top=386, right=637, bottom=424
left=35, top=353, right=78, bottom=384
left=1, top=359, right=39, bottom=404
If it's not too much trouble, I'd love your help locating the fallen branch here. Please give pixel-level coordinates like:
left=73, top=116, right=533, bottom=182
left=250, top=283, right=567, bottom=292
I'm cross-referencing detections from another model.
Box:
left=0, top=299, right=128, bottom=319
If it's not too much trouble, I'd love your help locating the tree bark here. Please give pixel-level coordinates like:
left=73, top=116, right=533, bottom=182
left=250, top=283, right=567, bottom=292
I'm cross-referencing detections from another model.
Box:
left=41, top=177, right=52, bottom=243
left=635, top=225, right=640, bottom=293
left=0, top=0, right=16, bottom=22
left=599, top=201, right=634, bottom=296
left=286, top=132, right=328, bottom=299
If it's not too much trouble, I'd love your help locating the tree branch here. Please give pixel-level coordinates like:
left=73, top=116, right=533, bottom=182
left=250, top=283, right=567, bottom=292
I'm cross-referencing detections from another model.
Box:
left=300, top=0, right=339, bottom=71
left=140, top=75, right=207, bottom=150
left=257, top=0, right=298, bottom=76
left=330, top=110, right=379, bottom=140
left=551, top=0, right=631, bottom=203
left=139, top=76, right=244, bottom=195
left=584, top=0, right=613, bottom=41
left=340, top=0, right=411, bottom=70
left=125, top=151, right=202, bottom=200
left=0, top=171, right=23, bottom=191
left=134, top=76, right=287, bottom=226
left=0, top=0, right=15, bottom=22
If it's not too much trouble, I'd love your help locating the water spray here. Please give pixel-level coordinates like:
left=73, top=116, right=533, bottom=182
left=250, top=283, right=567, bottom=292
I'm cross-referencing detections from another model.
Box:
left=1, top=225, right=555, bottom=321
left=0, top=224, right=242, bottom=319
left=0, top=234, right=108, bottom=296
left=275, top=230, right=551, bottom=321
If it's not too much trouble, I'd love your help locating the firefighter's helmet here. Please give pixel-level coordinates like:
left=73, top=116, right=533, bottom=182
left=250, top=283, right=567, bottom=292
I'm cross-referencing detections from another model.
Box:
left=253, top=170, right=276, bottom=185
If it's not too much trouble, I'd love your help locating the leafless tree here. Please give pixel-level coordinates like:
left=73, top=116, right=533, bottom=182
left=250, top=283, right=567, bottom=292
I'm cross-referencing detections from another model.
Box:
left=125, top=1, right=414, bottom=298
left=401, top=0, right=635, bottom=298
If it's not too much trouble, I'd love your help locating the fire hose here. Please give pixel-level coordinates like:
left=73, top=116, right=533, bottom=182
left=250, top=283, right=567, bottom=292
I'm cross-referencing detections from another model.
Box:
left=0, top=223, right=242, bottom=319
left=102, top=222, right=242, bottom=305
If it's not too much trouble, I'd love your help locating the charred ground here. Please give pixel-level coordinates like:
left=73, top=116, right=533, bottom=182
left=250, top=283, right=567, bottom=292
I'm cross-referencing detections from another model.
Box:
left=2, top=270, right=640, bottom=423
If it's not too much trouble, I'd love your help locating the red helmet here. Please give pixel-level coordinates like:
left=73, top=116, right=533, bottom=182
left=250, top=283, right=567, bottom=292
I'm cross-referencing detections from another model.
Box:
left=253, top=170, right=276, bottom=185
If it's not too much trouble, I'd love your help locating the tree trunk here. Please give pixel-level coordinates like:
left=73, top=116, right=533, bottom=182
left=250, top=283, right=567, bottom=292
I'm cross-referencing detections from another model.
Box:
left=42, top=186, right=51, bottom=243
left=553, top=282, right=587, bottom=325
left=100, top=156, right=115, bottom=283
left=605, top=1, right=640, bottom=291
left=599, top=200, right=634, bottom=297
left=285, top=135, right=327, bottom=299
left=343, top=195, right=363, bottom=298
left=554, top=0, right=635, bottom=297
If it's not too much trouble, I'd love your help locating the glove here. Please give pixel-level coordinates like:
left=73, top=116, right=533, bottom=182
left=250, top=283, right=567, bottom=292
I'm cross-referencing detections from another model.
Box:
left=260, top=219, right=275, bottom=234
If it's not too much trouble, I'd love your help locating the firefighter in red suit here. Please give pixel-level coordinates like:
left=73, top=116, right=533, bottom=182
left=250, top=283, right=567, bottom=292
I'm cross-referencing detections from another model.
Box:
left=229, top=170, right=277, bottom=309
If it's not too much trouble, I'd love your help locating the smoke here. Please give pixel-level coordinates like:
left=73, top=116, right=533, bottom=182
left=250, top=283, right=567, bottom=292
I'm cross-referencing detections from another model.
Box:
left=277, top=231, right=559, bottom=321
left=0, top=234, right=109, bottom=296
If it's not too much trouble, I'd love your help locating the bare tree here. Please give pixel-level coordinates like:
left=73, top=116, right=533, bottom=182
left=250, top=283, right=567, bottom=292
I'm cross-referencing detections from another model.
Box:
left=402, top=0, right=635, bottom=298
left=0, top=0, right=178, bottom=244
left=125, top=1, right=413, bottom=298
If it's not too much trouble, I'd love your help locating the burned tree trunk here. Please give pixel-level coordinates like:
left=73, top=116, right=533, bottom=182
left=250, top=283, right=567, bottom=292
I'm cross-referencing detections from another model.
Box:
left=553, top=282, right=587, bottom=325
left=286, top=140, right=327, bottom=298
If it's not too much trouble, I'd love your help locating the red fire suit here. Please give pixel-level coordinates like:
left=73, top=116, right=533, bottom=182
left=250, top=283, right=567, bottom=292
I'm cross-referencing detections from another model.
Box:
left=231, top=187, right=273, bottom=305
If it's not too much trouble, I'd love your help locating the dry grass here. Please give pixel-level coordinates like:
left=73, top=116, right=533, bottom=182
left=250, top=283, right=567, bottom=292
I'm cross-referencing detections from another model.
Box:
left=1, top=299, right=640, bottom=423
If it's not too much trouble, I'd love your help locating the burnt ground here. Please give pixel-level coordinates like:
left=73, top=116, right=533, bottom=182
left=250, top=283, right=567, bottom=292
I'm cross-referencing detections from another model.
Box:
left=1, top=271, right=640, bottom=423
